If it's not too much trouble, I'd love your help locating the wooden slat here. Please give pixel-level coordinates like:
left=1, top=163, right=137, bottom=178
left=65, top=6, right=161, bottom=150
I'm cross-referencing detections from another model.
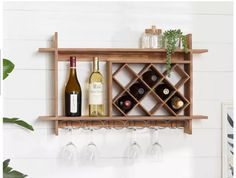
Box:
left=38, top=115, right=208, bottom=121
left=192, top=49, right=208, bottom=53
left=38, top=48, right=55, bottom=52
left=53, top=32, right=59, bottom=135
left=58, top=57, right=191, bottom=63
left=58, top=120, right=186, bottom=128
left=38, top=47, right=208, bottom=54
left=107, top=61, right=112, bottom=117
left=184, top=34, right=193, bottom=134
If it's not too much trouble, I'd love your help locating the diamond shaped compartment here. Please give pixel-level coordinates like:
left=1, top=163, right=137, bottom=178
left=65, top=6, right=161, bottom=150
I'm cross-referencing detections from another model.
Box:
left=128, top=104, right=150, bottom=116
left=163, top=64, right=190, bottom=89
left=140, top=64, right=164, bottom=89
left=154, top=79, right=176, bottom=102
left=112, top=76, right=125, bottom=100
left=165, top=91, right=190, bottom=115
left=126, top=63, right=146, bottom=75
left=113, top=92, right=138, bottom=115
left=113, top=64, right=137, bottom=89
left=127, top=78, right=150, bottom=101
left=140, top=91, right=163, bottom=115
left=152, top=106, right=174, bottom=116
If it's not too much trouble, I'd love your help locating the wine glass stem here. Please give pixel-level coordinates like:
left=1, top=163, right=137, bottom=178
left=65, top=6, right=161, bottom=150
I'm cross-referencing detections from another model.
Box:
left=132, top=128, right=137, bottom=143
left=153, top=128, right=159, bottom=144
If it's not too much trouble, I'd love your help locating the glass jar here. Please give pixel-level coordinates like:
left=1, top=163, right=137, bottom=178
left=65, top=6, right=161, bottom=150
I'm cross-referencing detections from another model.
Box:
left=149, top=26, right=158, bottom=48
left=149, top=26, right=162, bottom=48
left=141, top=29, right=151, bottom=48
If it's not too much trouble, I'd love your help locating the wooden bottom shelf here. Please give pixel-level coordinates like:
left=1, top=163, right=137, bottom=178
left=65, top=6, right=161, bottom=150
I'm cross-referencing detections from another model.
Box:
left=39, top=115, right=207, bottom=121
left=39, top=115, right=207, bottom=135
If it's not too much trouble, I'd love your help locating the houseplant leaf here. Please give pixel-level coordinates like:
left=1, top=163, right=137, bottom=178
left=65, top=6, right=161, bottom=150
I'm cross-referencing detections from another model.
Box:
left=227, top=114, right=233, bottom=128
left=3, top=58, right=15, bottom=80
left=3, top=159, right=10, bottom=170
left=228, top=134, right=233, bottom=139
left=3, top=159, right=27, bottom=178
left=3, top=118, right=34, bottom=131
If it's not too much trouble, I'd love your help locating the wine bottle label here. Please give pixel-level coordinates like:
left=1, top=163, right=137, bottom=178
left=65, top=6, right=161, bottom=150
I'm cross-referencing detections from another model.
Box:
left=89, top=82, right=103, bottom=104
left=70, top=94, right=78, bottom=113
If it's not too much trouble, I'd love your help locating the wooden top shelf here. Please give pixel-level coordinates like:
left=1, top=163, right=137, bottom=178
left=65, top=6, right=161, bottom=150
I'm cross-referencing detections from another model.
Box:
left=38, top=48, right=208, bottom=54
left=39, top=115, right=208, bottom=121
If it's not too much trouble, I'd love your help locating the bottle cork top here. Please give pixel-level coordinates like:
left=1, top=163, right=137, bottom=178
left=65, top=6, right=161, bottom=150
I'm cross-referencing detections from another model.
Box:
left=69, top=56, right=76, bottom=67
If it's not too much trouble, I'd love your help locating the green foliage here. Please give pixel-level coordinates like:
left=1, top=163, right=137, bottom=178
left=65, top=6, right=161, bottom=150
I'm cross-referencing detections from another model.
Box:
left=3, top=58, right=33, bottom=177
left=3, top=159, right=27, bottom=178
left=3, top=59, right=15, bottom=80
left=163, top=29, right=188, bottom=76
left=3, top=118, right=34, bottom=131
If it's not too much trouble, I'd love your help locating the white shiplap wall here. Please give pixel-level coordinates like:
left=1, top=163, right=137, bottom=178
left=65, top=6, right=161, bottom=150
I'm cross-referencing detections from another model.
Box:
left=3, top=2, right=233, bottom=178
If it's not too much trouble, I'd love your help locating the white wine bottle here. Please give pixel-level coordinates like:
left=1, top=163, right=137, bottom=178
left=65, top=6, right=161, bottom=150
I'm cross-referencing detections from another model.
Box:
left=89, top=57, right=104, bottom=116
left=65, top=56, right=82, bottom=116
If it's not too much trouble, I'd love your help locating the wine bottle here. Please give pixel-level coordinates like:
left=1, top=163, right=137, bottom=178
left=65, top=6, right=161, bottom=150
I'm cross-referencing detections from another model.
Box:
left=129, top=82, right=147, bottom=100
left=116, top=95, right=135, bottom=113
left=89, top=57, right=104, bottom=116
left=65, top=56, right=82, bottom=116
left=168, top=96, right=184, bottom=111
left=142, top=70, right=159, bottom=87
left=155, top=83, right=171, bottom=100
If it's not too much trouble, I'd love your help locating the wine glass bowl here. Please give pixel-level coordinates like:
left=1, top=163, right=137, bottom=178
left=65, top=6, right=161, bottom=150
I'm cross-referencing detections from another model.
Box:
left=83, top=127, right=99, bottom=162
left=85, top=141, right=98, bottom=161
left=126, top=128, right=142, bottom=160
left=149, top=142, right=163, bottom=161
left=60, top=126, right=78, bottom=161
left=61, top=141, right=78, bottom=161
left=147, top=127, right=163, bottom=161
left=127, top=141, right=142, bottom=160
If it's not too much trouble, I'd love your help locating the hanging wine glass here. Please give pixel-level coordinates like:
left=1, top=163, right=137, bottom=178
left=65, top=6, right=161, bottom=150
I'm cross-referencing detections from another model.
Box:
left=147, top=127, right=163, bottom=161
left=60, top=126, right=78, bottom=161
left=85, top=127, right=99, bottom=161
left=127, top=127, right=142, bottom=160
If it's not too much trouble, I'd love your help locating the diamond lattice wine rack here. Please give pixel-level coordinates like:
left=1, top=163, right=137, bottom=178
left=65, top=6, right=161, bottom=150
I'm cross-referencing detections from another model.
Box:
left=39, top=32, right=208, bottom=135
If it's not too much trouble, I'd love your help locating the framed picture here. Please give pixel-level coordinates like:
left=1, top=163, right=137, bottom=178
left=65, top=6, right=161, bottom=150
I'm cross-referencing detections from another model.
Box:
left=222, top=102, right=234, bottom=178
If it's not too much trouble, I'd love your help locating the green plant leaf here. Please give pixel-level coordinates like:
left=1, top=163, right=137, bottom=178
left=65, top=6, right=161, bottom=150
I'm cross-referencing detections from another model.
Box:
left=3, top=58, right=15, bottom=80
left=3, top=159, right=10, bottom=170
left=3, top=118, right=34, bottom=131
left=163, top=29, right=188, bottom=76
left=3, top=159, right=27, bottom=178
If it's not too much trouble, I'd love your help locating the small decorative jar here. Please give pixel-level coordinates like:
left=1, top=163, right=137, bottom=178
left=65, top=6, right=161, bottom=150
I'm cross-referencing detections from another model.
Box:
left=149, top=26, right=158, bottom=48
left=141, top=26, right=163, bottom=49
left=141, top=29, right=151, bottom=48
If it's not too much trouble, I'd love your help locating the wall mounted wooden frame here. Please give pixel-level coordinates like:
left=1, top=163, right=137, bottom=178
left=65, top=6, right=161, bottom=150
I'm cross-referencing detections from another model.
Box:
left=38, top=32, right=208, bottom=135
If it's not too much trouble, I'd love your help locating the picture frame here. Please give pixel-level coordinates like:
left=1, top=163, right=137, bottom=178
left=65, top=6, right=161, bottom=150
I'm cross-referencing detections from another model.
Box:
left=222, top=102, right=234, bottom=178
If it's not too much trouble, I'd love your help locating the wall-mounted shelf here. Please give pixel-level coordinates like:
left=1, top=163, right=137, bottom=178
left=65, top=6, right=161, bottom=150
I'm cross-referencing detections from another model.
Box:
left=38, top=32, right=208, bottom=135
left=39, top=47, right=208, bottom=54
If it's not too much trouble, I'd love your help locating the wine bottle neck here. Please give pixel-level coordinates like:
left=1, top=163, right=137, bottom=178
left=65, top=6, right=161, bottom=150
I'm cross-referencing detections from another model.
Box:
left=93, top=57, right=99, bottom=72
left=69, top=67, right=77, bottom=77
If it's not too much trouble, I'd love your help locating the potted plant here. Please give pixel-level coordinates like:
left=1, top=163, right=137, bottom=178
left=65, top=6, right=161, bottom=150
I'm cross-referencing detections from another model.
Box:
left=162, top=29, right=188, bottom=76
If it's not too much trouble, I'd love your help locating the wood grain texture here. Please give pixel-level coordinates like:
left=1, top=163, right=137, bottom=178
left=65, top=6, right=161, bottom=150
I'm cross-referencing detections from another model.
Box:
left=184, top=34, right=193, bottom=134
left=53, top=32, right=59, bottom=135
left=39, top=115, right=208, bottom=121
left=39, top=47, right=208, bottom=54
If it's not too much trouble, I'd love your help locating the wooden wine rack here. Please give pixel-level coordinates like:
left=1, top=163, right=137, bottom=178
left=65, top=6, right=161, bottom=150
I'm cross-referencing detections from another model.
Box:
left=38, top=32, right=208, bottom=135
